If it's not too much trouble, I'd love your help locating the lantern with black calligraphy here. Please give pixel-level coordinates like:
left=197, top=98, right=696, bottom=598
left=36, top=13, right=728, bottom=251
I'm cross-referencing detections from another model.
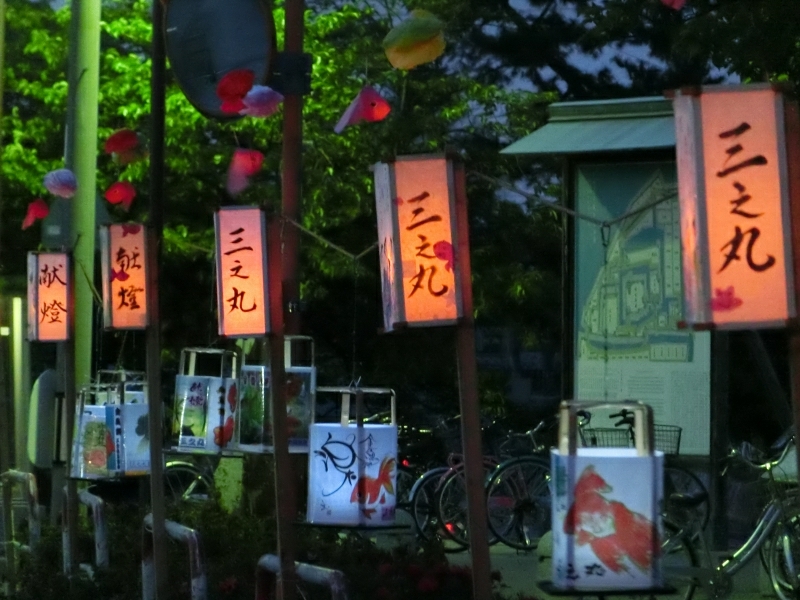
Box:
left=27, top=252, right=70, bottom=341
left=100, top=224, right=149, bottom=329
left=672, top=85, right=797, bottom=329
left=214, top=206, right=270, bottom=337
left=373, top=155, right=465, bottom=330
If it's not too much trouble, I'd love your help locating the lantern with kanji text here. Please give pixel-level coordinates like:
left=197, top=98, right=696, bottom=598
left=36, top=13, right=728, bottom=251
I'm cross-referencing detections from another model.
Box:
left=100, top=224, right=149, bottom=329
left=27, top=252, right=70, bottom=341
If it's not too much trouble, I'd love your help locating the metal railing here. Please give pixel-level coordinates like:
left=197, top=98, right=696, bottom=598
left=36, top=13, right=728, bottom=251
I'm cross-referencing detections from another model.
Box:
left=255, top=554, right=348, bottom=600
left=142, top=513, right=206, bottom=600
left=61, top=488, right=109, bottom=575
left=0, top=470, right=41, bottom=589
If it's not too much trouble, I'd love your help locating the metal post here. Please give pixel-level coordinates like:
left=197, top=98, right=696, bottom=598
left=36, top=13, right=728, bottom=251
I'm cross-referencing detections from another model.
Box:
left=63, top=316, right=79, bottom=573
left=266, top=218, right=297, bottom=600
left=144, top=0, right=169, bottom=596
left=142, top=515, right=207, bottom=600
left=255, top=555, right=348, bottom=600
left=452, top=161, right=493, bottom=600
left=281, top=0, right=304, bottom=335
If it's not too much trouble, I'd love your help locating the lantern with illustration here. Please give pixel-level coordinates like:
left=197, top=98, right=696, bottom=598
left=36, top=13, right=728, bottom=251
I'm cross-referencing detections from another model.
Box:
left=99, top=223, right=149, bottom=329
left=672, top=84, right=798, bottom=329
left=238, top=335, right=315, bottom=453
left=27, top=252, right=70, bottom=341
left=373, top=155, right=465, bottom=330
left=172, top=348, right=240, bottom=453
left=307, top=387, right=397, bottom=526
left=214, top=206, right=270, bottom=337
left=70, top=376, right=150, bottom=479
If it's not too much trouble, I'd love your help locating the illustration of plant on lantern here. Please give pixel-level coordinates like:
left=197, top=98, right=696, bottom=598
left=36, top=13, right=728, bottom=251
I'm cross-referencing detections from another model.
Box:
left=307, top=388, right=398, bottom=526
left=100, top=224, right=149, bottom=330
left=672, top=85, right=798, bottom=329
left=373, top=155, right=464, bottom=329
left=27, top=252, right=70, bottom=341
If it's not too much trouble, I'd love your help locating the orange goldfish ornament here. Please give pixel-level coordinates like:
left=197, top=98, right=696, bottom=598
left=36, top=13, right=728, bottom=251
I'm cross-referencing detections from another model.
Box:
left=350, top=456, right=396, bottom=518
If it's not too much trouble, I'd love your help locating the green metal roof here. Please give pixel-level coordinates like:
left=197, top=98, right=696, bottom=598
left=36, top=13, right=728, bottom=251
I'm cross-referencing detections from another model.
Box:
left=501, top=96, right=675, bottom=156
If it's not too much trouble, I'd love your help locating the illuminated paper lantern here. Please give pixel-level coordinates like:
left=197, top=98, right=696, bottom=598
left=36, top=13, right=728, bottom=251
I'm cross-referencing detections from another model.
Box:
left=373, top=155, right=465, bottom=329
left=100, top=224, right=149, bottom=330
left=307, top=388, right=398, bottom=526
left=673, top=85, right=797, bottom=329
left=27, top=252, right=70, bottom=341
left=214, top=206, right=270, bottom=337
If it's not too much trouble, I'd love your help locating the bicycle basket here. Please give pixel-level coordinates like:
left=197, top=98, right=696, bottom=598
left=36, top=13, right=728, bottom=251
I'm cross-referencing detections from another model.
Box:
left=654, top=424, right=681, bottom=455
left=581, top=428, right=633, bottom=448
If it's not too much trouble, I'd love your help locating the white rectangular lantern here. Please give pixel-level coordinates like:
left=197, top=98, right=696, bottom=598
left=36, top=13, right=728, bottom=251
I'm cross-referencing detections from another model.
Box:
left=673, top=85, right=797, bottom=328
left=27, top=252, right=70, bottom=341
left=374, top=155, right=464, bottom=329
left=214, top=206, right=270, bottom=337
left=100, top=224, right=148, bottom=329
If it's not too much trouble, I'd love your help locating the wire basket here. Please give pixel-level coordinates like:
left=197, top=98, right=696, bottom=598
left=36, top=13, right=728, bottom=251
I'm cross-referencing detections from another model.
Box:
left=654, top=424, right=682, bottom=455
left=581, top=425, right=682, bottom=455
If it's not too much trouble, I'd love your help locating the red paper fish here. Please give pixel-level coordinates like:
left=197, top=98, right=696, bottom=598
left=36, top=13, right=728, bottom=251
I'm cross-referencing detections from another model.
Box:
left=660, top=0, right=686, bottom=9
left=22, top=198, right=49, bottom=230
left=433, top=240, right=455, bottom=272
left=104, top=181, right=137, bottom=211
left=334, top=86, right=391, bottom=133
left=350, top=456, right=395, bottom=510
left=710, top=286, right=743, bottom=311
left=104, top=129, right=146, bottom=164
left=213, top=416, right=235, bottom=448
left=121, top=223, right=141, bottom=236
left=217, top=69, right=255, bottom=114
left=226, top=148, right=264, bottom=195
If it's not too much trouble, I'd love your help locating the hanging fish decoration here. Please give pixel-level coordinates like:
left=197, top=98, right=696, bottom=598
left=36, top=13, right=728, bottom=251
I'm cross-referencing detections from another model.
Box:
left=660, top=0, right=686, bottom=9
left=104, top=181, right=137, bottom=211
left=240, top=85, right=284, bottom=117
left=22, top=198, right=49, bottom=230
left=226, top=148, right=264, bottom=196
left=43, top=169, right=77, bottom=198
left=104, top=129, right=147, bottom=165
left=216, top=69, right=256, bottom=114
left=382, top=9, right=446, bottom=70
left=334, top=86, right=391, bottom=134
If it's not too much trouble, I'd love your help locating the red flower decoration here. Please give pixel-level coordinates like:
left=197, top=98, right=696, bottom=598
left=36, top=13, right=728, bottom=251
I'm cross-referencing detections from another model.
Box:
left=104, top=181, right=137, bottom=211
left=22, top=198, right=49, bottom=230
left=216, top=69, right=255, bottom=114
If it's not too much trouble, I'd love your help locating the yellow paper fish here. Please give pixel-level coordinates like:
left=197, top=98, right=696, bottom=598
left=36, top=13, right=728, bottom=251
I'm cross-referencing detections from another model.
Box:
left=382, top=9, right=445, bottom=70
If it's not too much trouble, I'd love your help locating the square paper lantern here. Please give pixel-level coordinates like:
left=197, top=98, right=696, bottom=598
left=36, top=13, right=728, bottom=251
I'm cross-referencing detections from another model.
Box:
left=214, top=206, right=270, bottom=337
left=374, top=155, right=464, bottom=329
left=673, top=85, right=797, bottom=329
left=27, top=252, right=70, bottom=341
left=99, top=224, right=149, bottom=329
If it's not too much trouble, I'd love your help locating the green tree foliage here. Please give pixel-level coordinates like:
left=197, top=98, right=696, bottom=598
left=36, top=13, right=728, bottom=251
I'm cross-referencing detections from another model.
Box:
left=1, top=0, right=561, bottom=416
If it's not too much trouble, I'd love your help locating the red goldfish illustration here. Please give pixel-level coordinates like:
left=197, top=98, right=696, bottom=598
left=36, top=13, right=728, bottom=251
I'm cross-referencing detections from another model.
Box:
left=22, top=198, right=49, bottom=230
left=213, top=416, right=235, bottom=448
left=710, top=286, right=743, bottom=312
left=227, top=382, right=238, bottom=412
left=433, top=240, right=455, bottom=272
left=105, top=430, right=116, bottom=456
left=121, top=224, right=142, bottom=237
left=564, top=465, right=658, bottom=574
left=110, top=268, right=130, bottom=282
left=350, top=456, right=396, bottom=518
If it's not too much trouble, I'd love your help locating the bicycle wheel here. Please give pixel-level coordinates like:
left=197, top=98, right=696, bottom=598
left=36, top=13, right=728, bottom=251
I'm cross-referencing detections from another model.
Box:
left=395, top=464, right=416, bottom=510
left=663, top=465, right=709, bottom=540
left=485, top=456, right=551, bottom=550
left=410, top=466, right=463, bottom=551
left=164, top=460, right=213, bottom=503
left=769, top=509, right=800, bottom=600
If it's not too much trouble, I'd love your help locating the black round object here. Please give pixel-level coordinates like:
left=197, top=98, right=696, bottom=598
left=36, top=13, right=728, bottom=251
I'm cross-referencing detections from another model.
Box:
left=164, top=0, right=276, bottom=119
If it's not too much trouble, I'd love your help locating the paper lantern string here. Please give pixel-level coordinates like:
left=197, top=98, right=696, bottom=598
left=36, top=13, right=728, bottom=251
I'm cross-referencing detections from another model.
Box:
left=334, top=86, right=391, bottom=134
left=44, top=169, right=77, bottom=198
left=240, top=85, right=284, bottom=117
left=22, top=198, right=49, bottom=230
left=226, top=148, right=264, bottom=195
left=382, top=9, right=446, bottom=70
left=660, top=0, right=686, bottom=9
left=104, top=129, right=147, bottom=165
left=104, top=181, right=137, bottom=211
left=217, top=69, right=256, bottom=114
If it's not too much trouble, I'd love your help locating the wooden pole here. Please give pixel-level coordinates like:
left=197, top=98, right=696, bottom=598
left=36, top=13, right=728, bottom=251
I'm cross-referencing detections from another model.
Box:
left=452, top=160, right=493, bottom=600
left=281, top=0, right=304, bottom=336
left=144, top=0, right=169, bottom=595
left=266, top=218, right=297, bottom=600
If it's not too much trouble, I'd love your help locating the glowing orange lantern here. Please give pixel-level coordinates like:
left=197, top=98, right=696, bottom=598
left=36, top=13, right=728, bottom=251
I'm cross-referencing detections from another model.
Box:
left=214, top=206, right=270, bottom=337
left=27, top=252, right=70, bottom=341
left=374, top=155, right=465, bottom=329
left=673, top=85, right=797, bottom=328
left=100, top=223, right=149, bottom=329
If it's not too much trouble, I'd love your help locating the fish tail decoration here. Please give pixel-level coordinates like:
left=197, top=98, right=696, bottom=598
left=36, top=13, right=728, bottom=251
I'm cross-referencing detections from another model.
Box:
left=377, top=456, right=396, bottom=495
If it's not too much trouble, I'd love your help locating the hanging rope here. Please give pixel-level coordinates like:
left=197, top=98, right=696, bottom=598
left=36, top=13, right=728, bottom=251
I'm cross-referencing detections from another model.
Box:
left=600, top=223, right=611, bottom=402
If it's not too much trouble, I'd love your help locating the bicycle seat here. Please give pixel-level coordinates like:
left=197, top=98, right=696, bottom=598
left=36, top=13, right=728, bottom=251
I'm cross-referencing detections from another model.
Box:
left=668, top=489, right=708, bottom=509
left=767, top=425, right=796, bottom=457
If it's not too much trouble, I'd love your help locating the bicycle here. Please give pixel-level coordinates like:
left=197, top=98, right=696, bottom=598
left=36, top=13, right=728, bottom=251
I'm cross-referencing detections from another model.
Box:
left=584, top=407, right=711, bottom=542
